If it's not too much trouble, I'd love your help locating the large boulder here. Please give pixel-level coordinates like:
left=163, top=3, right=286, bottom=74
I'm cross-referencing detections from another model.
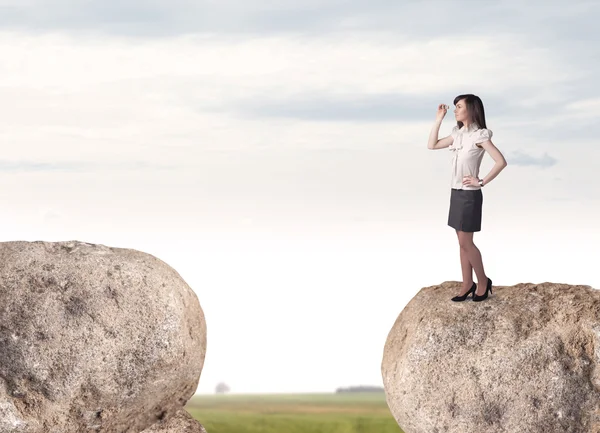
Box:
left=0, top=241, right=207, bottom=433
left=142, top=409, right=206, bottom=433
left=381, top=281, right=600, bottom=433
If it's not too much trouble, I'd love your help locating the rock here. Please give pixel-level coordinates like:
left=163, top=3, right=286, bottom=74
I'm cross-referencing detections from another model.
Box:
left=0, top=241, right=207, bottom=433
left=141, top=409, right=207, bottom=432
left=381, top=281, right=600, bottom=433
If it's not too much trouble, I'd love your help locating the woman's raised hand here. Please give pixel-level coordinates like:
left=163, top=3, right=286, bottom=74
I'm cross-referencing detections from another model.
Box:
left=436, top=103, right=449, bottom=122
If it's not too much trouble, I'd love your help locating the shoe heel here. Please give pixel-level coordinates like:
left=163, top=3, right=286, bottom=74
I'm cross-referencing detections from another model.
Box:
left=473, top=278, right=492, bottom=302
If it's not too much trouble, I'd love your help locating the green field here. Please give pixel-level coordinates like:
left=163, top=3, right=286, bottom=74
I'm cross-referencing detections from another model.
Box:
left=185, top=393, right=404, bottom=433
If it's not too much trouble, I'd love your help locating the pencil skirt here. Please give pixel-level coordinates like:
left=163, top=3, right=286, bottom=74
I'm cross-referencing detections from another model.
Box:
left=447, top=188, right=483, bottom=232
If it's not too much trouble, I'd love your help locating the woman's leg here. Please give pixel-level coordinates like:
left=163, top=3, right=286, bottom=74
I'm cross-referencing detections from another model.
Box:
left=457, top=230, right=487, bottom=295
left=456, top=229, right=474, bottom=294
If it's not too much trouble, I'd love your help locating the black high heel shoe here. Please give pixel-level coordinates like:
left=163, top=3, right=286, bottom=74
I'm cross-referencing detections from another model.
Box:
left=451, top=282, right=476, bottom=302
left=473, top=277, right=493, bottom=302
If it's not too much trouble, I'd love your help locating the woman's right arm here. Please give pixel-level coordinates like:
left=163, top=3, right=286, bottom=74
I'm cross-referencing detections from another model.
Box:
left=427, top=104, right=454, bottom=150
left=427, top=119, right=454, bottom=150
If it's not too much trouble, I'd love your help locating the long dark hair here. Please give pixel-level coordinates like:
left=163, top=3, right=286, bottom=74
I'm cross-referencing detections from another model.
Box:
left=453, top=94, right=487, bottom=129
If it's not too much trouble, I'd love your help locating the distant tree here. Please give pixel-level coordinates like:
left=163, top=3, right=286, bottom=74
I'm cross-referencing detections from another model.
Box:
left=335, top=385, right=384, bottom=393
left=215, top=382, right=230, bottom=394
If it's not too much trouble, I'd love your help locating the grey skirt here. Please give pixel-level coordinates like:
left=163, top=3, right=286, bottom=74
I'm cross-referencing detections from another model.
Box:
left=448, top=188, right=483, bottom=232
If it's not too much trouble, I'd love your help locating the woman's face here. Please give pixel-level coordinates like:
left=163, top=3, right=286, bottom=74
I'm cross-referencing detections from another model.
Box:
left=454, top=99, right=470, bottom=124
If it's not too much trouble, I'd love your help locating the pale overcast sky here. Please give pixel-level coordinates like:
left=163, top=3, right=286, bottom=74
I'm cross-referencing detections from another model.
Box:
left=1, top=0, right=598, bottom=394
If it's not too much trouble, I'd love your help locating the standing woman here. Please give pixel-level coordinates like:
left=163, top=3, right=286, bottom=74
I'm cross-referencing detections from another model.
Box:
left=427, top=94, right=508, bottom=302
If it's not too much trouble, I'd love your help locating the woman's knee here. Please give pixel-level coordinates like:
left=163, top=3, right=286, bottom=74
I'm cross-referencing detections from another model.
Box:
left=459, top=242, right=473, bottom=251
left=457, top=233, right=474, bottom=250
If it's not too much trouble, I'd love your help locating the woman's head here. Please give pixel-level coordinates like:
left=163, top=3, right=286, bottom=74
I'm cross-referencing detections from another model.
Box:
left=453, top=94, right=487, bottom=129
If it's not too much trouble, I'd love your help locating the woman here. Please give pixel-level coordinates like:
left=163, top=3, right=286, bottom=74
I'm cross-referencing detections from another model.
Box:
left=427, top=94, right=508, bottom=302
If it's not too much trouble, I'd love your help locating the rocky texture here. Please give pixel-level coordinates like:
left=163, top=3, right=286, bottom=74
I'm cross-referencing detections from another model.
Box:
left=0, top=241, right=207, bottom=433
left=381, top=281, right=600, bottom=433
left=142, top=409, right=207, bottom=432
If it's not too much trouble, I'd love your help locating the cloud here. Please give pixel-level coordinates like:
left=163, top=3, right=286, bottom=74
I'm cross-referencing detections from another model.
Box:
left=233, top=93, right=513, bottom=122
left=505, top=151, right=557, bottom=168
left=0, top=0, right=596, bottom=40
left=565, top=98, right=600, bottom=119
left=0, top=30, right=584, bottom=132
left=0, top=160, right=178, bottom=173
left=39, top=207, right=63, bottom=223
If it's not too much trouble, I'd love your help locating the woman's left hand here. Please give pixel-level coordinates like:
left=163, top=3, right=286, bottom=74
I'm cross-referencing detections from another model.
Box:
left=462, top=175, right=479, bottom=187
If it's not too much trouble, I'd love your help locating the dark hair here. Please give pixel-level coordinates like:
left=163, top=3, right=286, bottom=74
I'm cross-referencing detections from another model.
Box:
left=453, top=94, right=487, bottom=129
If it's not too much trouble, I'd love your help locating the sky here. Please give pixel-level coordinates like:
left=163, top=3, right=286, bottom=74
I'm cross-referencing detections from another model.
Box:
left=1, top=0, right=599, bottom=394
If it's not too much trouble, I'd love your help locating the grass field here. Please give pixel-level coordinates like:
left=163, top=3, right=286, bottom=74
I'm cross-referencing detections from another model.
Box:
left=185, top=393, right=404, bottom=433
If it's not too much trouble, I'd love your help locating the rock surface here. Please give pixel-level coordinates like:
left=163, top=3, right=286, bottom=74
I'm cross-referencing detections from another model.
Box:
left=0, top=241, right=207, bottom=433
left=142, top=409, right=207, bottom=432
left=381, top=281, right=600, bottom=433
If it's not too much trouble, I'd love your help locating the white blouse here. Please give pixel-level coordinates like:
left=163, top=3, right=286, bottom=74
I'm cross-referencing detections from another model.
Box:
left=448, top=123, right=492, bottom=190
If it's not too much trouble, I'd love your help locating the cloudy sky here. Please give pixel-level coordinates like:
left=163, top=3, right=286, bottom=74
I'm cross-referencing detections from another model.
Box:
left=1, top=0, right=599, bottom=394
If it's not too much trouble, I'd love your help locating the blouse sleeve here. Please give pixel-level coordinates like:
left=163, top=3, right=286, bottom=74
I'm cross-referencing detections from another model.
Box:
left=474, top=128, right=493, bottom=144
